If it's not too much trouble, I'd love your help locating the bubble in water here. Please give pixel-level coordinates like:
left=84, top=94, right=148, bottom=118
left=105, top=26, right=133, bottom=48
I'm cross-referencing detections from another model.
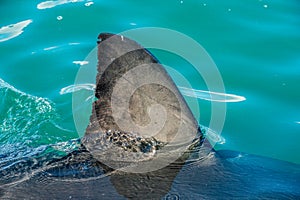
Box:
left=164, top=193, right=179, bottom=200
left=85, top=2, right=94, bottom=7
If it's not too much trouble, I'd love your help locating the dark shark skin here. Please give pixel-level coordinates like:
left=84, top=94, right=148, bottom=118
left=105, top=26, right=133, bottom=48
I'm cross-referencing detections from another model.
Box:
left=1, top=34, right=300, bottom=199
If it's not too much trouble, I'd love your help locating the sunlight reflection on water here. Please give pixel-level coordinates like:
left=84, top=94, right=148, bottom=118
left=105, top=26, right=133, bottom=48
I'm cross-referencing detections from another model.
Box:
left=0, top=20, right=32, bottom=42
left=178, top=86, right=246, bottom=103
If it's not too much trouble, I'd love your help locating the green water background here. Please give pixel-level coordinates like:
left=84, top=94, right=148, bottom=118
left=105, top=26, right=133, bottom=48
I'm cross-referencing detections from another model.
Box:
left=0, top=0, right=299, bottom=164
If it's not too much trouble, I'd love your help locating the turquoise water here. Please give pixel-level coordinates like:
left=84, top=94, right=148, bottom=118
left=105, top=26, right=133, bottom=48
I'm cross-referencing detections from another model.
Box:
left=1, top=0, right=299, bottom=164
left=1, top=1, right=300, bottom=196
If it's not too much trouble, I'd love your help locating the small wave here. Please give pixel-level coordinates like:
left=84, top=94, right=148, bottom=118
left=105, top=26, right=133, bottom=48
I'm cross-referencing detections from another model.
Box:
left=0, top=19, right=32, bottom=42
left=0, top=78, right=72, bottom=152
left=178, top=86, right=246, bottom=102
left=0, top=79, right=56, bottom=119
left=0, top=78, right=18, bottom=92
left=0, top=78, right=55, bottom=116
left=59, top=83, right=95, bottom=95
